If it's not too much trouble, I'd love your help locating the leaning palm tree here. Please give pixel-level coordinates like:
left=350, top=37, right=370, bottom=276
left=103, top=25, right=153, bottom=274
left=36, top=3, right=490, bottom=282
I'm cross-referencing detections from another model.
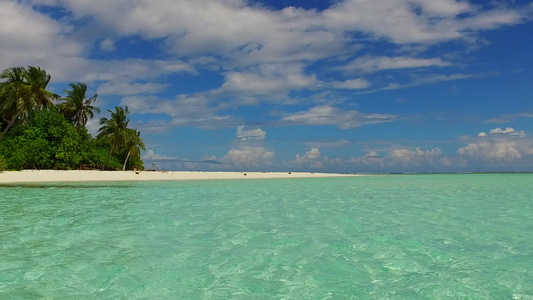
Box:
left=0, top=67, right=33, bottom=140
left=122, top=129, right=145, bottom=171
left=0, top=66, right=59, bottom=140
left=58, top=82, right=100, bottom=130
left=1, top=67, right=26, bottom=119
left=97, top=106, right=133, bottom=169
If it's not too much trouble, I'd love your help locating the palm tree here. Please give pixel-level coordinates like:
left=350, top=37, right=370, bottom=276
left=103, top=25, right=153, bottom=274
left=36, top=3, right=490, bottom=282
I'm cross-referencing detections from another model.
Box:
left=0, top=67, right=32, bottom=140
left=1, top=67, right=24, bottom=125
left=0, top=66, right=58, bottom=140
left=58, top=82, right=100, bottom=130
left=97, top=106, right=133, bottom=168
left=122, top=129, right=145, bottom=171
left=23, top=66, right=58, bottom=110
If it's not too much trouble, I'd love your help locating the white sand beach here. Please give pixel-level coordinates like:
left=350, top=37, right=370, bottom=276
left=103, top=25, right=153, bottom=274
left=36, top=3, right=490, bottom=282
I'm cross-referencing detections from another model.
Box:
left=0, top=170, right=359, bottom=183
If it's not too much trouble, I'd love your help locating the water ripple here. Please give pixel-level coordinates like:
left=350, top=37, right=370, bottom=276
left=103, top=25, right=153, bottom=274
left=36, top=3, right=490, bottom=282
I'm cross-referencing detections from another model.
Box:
left=1, top=175, right=532, bottom=298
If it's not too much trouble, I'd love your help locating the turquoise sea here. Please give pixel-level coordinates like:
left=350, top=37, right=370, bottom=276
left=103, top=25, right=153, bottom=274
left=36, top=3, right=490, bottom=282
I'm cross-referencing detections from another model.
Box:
left=1, top=174, right=532, bottom=299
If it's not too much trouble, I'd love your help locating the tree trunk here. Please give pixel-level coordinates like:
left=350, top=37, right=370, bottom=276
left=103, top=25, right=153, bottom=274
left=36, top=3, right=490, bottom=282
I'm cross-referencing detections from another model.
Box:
left=122, top=149, right=132, bottom=171
left=104, top=147, right=113, bottom=170
left=0, top=108, right=23, bottom=141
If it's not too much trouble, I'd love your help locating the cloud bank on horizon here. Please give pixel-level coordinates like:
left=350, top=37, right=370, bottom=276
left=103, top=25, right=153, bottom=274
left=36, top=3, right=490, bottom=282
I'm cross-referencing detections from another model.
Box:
left=2, top=0, right=532, bottom=172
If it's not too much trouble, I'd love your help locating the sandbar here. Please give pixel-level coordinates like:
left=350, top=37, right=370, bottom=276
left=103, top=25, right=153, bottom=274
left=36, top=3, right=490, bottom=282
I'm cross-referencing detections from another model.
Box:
left=0, top=170, right=360, bottom=183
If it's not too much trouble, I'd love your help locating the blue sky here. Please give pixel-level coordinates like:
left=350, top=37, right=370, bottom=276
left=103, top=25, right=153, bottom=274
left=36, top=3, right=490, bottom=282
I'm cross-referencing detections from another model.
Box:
left=2, top=0, right=532, bottom=172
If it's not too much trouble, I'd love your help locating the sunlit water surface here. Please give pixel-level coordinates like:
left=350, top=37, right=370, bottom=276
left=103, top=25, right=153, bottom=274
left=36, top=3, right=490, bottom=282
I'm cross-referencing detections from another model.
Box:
left=1, top=174, right=532, bottom=299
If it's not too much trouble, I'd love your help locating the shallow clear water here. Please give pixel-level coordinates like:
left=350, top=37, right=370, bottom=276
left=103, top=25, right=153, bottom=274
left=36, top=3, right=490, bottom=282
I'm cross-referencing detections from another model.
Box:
left=1, top=174, right=532, bottom=299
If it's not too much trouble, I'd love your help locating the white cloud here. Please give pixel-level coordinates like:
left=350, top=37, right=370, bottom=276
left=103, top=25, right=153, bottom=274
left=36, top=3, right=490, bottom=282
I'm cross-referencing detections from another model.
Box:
left=365, top=151, right=379, bottom=158
left=210, top=65, right=369, bottom=106
left=0, top=2, right=193, bottom=88
left=458, top=141, right=522, bottom=162
left=132, top=120, right=175, bottom=134
left=0, top=1, right=83, bottom=74
left=85, top=117, right=101, bottom=137
left=386, top=73, right=482, bottom=90
left=219, top=71, right=315, bottom=94
left=329, top=78, right=371, bottom=89
left=47, top=0, right=340, bottom=67
left=2, top=0, right=527, bottom=112
left=141, top=150, right=228, bottom=170
left=237, top=126, right=266, bottom=141
left=214, top=63, right=317, bottom=97
left=489, top=127, right=515, bottom=134
left=99, top=39, right=116, bottom=52
left=294, top=148, right=322, bottom=167
left=477, top=127, right=526, bottom=138
left=351, top=147, right=451, bottom=169
left=349, top=128, right=533, bottom=172
left=222, top=146, right=275, bottom=168
left=4, top=56, right=193, bottom=86
left=219, top=126, right=274, bottom=168
left=387, top=148, right=447, bottom=166
left=351, top=151, right=385, bottom=167
left=458, top=128, right=532, bottom=163
left=0, top=1, right=194, bottom=85
left=23, top=0, right=528, bottom=76
left=355, top=73, right=487, bottom=94
left=343, top=56, right=451, bottom=73
left=306, top=139, right=350, bottom=149
left=72, top=59, right=194, bottom=84
left=121, top=94, right=238, bottom=129
left=142, top=150, right=174, bottom=161
left=98, top=82, right=168, bottom=95
left=323, top=0, right=524, bottom=44
left=282, top=106, right=398, bottom=129
left=288, top=148, right=348, bottom=170
left=288, top=148, right=326, bottom=169
left=485, top=112, right=533, bottom=123
left=459, top=8, right=525, bottom=31
left=296, top=147, right=321, bottom=161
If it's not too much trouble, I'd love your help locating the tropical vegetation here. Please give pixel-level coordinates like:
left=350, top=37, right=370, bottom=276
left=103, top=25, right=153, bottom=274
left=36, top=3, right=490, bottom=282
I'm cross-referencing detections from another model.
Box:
left=0, top=66, right=144, bottom=171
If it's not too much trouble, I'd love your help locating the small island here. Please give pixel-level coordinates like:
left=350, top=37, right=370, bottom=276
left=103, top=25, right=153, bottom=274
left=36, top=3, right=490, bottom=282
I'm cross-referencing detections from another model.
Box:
left=0, top=66, right=145, bottom=172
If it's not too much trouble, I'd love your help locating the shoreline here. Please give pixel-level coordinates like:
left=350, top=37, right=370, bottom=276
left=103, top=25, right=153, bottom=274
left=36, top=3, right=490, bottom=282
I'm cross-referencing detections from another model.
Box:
left=0, top=170, right=361, bottom=184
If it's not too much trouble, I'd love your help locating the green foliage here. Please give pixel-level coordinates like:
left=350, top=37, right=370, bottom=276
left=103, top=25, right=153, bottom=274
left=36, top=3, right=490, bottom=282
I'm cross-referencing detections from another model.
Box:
left=0, top=109, right=142, bottom=171
left=126, top=154, right=144, bottom=171
left=0, top=155, right=6, bottom=171
left=0, top=66, right=145, bottom=171
left=0, top=110, right=81, bottom=169
left=81, top=138, right=121, bottom=169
